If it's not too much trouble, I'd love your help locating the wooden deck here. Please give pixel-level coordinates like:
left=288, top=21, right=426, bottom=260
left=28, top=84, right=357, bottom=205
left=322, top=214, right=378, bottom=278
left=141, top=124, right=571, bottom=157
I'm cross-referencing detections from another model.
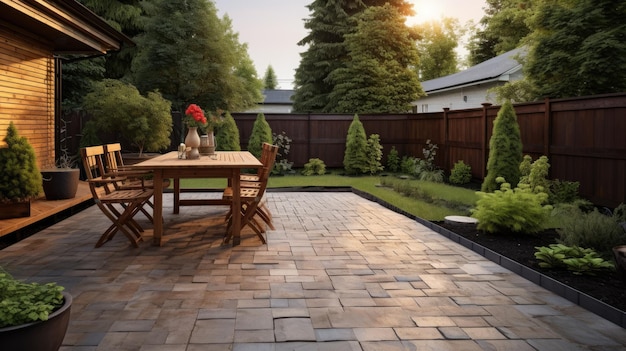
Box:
left=0, top=181, right=94, bottom=237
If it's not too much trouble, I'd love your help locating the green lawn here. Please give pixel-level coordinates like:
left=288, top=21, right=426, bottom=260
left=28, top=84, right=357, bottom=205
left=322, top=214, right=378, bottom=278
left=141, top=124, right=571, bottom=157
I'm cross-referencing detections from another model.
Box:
left=176, top=172, right=479, bottom=221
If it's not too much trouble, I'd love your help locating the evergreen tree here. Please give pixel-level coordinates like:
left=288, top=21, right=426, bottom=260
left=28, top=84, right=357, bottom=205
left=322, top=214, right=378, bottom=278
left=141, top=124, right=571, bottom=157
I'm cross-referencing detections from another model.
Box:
left=343, top=114, right=368, bottom=175
left=481, top=100, right=523, bottom=192
left=327, top=4, right=423, bottom=113
left=525, top=0, right=626, bottom=99
left=366, top=134, right=384, bottom=175
left=216, top=112, right=241, bottom=151
left=263, top=66, right=278, bottom=89
left=293, top=0, right=414, bottom=113
left=0, top=122, right=42, bottom=202
left=247, top=113, right=273, bottom=158
left=415, top=18, right=460, bottom=80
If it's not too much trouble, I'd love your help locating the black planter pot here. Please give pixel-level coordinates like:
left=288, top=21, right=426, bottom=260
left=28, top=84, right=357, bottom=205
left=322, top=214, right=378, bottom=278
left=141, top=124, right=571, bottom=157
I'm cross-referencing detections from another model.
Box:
left=0, top=291, right=72, bottom=351
left=41, top=169, right=80, bottom=200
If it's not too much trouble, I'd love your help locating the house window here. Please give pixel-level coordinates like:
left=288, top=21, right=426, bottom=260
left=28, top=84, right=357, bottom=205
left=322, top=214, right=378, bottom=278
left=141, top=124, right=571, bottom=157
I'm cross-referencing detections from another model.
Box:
left=421, top=104, right=428, bottom=113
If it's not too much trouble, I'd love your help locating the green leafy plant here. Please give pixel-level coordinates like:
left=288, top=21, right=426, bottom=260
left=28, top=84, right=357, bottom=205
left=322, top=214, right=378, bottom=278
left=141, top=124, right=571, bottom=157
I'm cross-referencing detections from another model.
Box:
left=471, top=178, right=551, bottom=234
left=386, top=146, right=400, bottom=172
left=0, top=122, right=43, bottom=203
left=400, top=156, right=418, bottom=175
left=365, top=134, right=384, bottom=175
left=449, top=160, right=472, bottom=185
left=272, top=131, right=293, bottom=175
left=343, top=114, right=368, bottom=175
left=534, top=244, right=615, bottom=276
left=415, top=140, right=444, bottom=182
left=549, top=179, right=580, bottom=204
left=82, top=79, right=172, bottom=157
left=0, top=271, right=64, bottom=327
left=302, top=158, right=326, bottom=176
left=557, top=207, right=626, bottom=255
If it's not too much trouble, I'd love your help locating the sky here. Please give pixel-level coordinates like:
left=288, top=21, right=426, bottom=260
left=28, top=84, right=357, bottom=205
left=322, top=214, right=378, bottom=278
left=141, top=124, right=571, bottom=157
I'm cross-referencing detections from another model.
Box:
left=213, top=0, right=488, bottom=89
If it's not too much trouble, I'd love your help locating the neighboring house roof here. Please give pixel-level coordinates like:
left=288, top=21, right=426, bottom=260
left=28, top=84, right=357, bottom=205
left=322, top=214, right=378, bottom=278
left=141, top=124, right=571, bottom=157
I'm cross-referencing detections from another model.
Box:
left=422, top=47, right=526, bottom=94
left=262, top=89, right=295, bottom=105
left=0, top=0, right=134, bottom=54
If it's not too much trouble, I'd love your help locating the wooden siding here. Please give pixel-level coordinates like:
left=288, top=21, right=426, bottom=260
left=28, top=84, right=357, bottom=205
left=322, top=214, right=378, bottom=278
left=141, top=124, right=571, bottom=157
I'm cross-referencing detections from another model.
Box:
left=0, top=23, right=55, bottom=169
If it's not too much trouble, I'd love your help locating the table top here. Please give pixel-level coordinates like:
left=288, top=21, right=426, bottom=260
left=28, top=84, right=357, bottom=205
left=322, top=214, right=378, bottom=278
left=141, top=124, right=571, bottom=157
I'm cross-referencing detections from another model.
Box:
left=133, top=151, right=262, bottom=169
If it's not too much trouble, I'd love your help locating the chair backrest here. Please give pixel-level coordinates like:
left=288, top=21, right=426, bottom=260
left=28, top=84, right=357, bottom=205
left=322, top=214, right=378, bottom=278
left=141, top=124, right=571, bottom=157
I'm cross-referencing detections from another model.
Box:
left=81, top=145, right=114, bottom=195
left=103, top=143, right=125, bottom=174
left=256, top=144, right=279, bottom=193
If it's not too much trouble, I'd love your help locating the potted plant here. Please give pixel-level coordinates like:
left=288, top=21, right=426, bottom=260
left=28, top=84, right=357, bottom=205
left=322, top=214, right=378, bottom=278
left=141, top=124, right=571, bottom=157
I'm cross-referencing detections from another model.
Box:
left=0, top=122, right=43, bottom=219
left=0, top=269, right=72, bottom=351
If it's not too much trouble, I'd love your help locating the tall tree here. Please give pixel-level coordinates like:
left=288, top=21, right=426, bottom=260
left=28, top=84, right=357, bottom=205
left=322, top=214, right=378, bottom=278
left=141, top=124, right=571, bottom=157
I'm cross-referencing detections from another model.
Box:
left=327, top=4, right=423, bottom=113
left=293, top=0, right=414, bottom=113
left=132, top=0, right=260, bottom=113
left=263, top=66, right=278, bottom=89
left=525, top=0, right=626, bottom=99
left=467, top=0, right=534, bottom=65
left=415, top=18, right=460, bottom=80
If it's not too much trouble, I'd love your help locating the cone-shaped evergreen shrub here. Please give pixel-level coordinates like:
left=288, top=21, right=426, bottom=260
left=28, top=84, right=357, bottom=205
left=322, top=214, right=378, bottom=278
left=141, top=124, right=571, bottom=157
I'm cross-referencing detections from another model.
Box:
left=481, top=100, right=522, bottom=192
left=0, top=122, right=42, bottom=202
left=343, top=114, right=368, bottom=175
left=216, top=112, right=241, bottom=151
left=247, top=113, right=272, bottom=158
left=366, top=134, right=384, bottom=175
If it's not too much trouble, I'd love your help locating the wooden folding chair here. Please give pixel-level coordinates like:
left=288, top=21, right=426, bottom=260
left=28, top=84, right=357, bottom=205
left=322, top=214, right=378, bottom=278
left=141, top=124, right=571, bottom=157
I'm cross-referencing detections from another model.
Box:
left=223, top=144, right=278, bottom=244
left=81, top=145, right=154, bottom=248
left=103, top=143, right=170, bottom=220
left=240, top=142, right=275, bottom=183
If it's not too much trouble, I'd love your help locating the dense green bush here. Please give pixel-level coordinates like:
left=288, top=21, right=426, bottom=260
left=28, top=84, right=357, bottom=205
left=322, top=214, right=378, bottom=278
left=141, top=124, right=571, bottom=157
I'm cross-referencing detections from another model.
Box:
left=0, top=271, right=64, bottom=327
left=365, top=134, right=384, bottom=175
left=449, top=160, right=472, bottom=185
left=302, top=158, right=326, bottom=176
left=472, top=178, right=551, bottom=234
left=0, top=122, right=42, bottom=203
left=215, top=112, right=241, bottom=151
left=272, top=131, right=294, bottom=175
left=400, top=156, right=418, bottom=174
left=343, top=114, right=368, bottom=175
left=534, top=244, right=615, bottom=276
left=247, top=113, right=273, bottom=158
left=386, top=146, right=400, bottom=172
left=557, top=207, right=626, bottom=255
left=549, top=179, right=580, bottom=204
left=482, top=101, right=523, bottom=192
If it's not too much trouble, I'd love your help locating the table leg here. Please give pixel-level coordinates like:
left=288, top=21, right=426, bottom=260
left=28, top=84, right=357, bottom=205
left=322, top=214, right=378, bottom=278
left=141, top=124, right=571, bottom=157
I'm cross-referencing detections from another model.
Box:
left=232, top=169, right=241, bottom=246
left=153, top=170, right=164, bottom=246
left=173, top=178, right=180, bottom=214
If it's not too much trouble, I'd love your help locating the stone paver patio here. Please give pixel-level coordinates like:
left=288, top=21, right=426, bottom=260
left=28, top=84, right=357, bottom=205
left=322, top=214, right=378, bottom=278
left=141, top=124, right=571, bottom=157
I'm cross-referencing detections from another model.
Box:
left=1, top=192, right=624, bottom=350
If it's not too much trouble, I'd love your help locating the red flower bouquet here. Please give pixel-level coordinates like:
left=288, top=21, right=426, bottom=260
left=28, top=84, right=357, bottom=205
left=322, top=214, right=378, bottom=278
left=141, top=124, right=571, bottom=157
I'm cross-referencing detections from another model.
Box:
left=184, top=104, right=207, bottom=129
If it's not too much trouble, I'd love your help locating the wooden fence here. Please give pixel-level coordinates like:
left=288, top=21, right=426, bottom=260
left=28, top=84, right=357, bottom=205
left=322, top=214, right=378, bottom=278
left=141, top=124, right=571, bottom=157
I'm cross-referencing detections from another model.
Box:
left=64, top=93, right=626, bottom=208
left=232, top=93, right=626, bottom=208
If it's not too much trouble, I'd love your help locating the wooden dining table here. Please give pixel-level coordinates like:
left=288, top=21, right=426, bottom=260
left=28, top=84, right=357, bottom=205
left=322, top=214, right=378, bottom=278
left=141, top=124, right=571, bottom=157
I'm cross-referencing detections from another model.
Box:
left=133, top=151, right=262, bottom=246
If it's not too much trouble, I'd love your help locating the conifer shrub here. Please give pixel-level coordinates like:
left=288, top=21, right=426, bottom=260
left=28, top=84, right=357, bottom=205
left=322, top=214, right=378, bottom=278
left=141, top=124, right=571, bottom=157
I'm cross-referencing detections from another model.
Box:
left=365, top=134, right=384, bottom=175
left=215, top=112, right=241, bottom=151
left=0, top=122, right=42, bottom=203
left=386, top=146, right=400, bottom=172
left=472, top=178, right=551, bottom=234
left=481, top=101, right=522, bottom=192
left=343, top=114, right=368, bottom=175
left=557, top=207, right=626, bottom=255
left=449, top=160, right=472, bottom=185
left=302, top=158, right=326, bottom=176
left=247, top=113, right=273, bottom=158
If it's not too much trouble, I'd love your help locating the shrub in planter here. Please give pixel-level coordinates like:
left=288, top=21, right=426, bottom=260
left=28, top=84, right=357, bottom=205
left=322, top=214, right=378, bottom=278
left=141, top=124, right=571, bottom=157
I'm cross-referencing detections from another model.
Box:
left=0, top=270, right=72, bottom=351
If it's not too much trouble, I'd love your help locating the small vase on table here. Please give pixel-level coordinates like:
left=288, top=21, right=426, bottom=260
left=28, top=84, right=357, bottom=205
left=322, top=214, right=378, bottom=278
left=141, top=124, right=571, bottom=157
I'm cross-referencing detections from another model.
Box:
left=185, top=126, right=201, bottom=159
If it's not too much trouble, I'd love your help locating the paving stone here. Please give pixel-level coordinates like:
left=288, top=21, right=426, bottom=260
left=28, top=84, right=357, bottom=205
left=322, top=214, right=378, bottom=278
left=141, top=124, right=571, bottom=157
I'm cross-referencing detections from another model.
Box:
left=274, top=318, right=316, bottom=341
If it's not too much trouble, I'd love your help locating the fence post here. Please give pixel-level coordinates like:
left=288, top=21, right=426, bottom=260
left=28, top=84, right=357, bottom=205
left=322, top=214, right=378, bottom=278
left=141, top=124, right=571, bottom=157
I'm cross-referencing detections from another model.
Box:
left=543, top=98, right=552, bottom=174
left=481, top=103, right=492, bottom=180
left=443, top=107, right=450, bottom=172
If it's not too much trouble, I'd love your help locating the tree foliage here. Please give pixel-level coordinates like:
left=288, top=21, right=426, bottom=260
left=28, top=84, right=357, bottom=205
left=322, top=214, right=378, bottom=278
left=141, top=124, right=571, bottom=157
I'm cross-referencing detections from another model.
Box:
left=263, top=66, right=278, bottom=90
left=326, top=4, right=423, bottom=113
left=415, top=18, right=460, bottom=80
left=481, top=100, right=523, bottom=192
left=215, top=112, right=241, bottom=151
left=132, top=0, right=261, bottom=113
left=467, top=0, right=534, bottom=65
left=292, top=0, right=415, bottom=113
left=524, top=0, right=626, bottom=99
left=82, top=79, right=172, bottom=155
